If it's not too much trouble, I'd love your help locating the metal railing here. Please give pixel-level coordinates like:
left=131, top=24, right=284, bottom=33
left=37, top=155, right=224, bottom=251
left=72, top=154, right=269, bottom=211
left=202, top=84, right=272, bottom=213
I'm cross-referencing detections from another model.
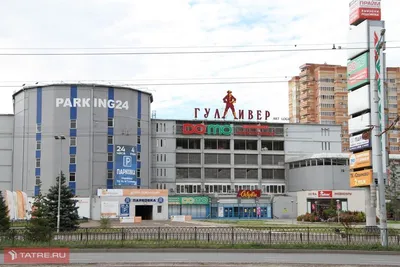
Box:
left=1, top=226, right=400, bottom=249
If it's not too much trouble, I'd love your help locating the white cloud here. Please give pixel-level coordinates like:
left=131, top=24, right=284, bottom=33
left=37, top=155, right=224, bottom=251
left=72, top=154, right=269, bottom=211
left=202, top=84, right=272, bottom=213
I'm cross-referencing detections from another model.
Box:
left=1, top=0, right=400, bottom=120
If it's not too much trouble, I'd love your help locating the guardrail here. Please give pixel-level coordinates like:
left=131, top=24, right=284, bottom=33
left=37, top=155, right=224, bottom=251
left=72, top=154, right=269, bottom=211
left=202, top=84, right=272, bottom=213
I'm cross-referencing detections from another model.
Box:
left=1, top=227, right=400, bottom=249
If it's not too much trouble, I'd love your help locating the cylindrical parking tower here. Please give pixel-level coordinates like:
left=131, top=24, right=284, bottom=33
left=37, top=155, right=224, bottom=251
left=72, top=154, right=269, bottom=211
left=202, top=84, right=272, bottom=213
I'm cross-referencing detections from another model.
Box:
left=12, top=83, right=153, bottom=197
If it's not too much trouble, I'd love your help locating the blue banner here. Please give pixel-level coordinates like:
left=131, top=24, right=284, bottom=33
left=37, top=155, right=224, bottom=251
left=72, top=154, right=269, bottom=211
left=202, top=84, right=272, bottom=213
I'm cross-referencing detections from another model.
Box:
left=120, top=204, right=130, bottom=217
left=114, top=145, right=137, bottom=186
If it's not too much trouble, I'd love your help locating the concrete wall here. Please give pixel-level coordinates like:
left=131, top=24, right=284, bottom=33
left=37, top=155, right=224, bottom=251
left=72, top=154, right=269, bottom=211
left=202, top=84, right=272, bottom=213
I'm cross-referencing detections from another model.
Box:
left=12, top=85, right=152, bottom=197
left=284, top=124, right=342, bottom=161
left=0, top=115, right=14, bottom=191
left=286, top=165, right=351, bottom=192
left=273, top=194, right=298, bottom=219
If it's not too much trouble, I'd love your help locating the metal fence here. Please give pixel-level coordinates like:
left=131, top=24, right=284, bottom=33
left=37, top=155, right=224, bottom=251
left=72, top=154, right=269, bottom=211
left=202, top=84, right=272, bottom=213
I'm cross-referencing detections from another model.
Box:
left=1, top=227, right=400, bottom=249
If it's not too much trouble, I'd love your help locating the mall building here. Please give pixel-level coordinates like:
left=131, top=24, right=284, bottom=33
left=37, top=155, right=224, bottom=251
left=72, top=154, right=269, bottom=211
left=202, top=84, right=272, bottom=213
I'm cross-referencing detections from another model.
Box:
left=0, top=83, right=364, bottom=220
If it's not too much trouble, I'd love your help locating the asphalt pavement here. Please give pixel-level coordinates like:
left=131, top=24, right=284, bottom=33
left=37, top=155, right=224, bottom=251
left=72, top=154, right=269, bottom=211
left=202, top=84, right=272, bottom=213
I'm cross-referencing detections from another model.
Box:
left=2, top=251, right=399, bottom=266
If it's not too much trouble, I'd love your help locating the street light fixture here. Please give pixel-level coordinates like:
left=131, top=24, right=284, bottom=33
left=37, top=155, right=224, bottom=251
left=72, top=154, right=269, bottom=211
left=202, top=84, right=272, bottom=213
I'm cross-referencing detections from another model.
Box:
left=54, top=135, right=66, bottom=233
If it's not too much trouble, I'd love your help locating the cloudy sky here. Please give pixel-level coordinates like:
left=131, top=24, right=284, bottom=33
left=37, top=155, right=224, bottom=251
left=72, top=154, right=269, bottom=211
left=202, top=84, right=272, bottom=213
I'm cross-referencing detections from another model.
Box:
left=1, top=0, right=400, bottom=121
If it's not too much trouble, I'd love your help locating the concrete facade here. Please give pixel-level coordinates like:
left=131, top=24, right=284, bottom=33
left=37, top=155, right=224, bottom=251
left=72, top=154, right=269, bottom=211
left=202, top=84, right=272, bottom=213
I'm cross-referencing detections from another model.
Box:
left=11, top=84, right=153, bottom=197
left=0, top=114, right=14, bottom=191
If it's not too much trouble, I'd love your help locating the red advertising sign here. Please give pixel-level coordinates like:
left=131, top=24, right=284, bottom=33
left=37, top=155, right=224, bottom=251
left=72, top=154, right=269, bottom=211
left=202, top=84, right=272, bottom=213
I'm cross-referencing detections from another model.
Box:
left=4, top=248, right=70, bottom=264
left=236, top=125, right=275, bottom=136
left=237, top=189, right=261, bottom=198
left=349, top=0, right=381, bottom=26
left=194, top=90, right=271, bottom=121
left=318, top=190, right=333, bottom=198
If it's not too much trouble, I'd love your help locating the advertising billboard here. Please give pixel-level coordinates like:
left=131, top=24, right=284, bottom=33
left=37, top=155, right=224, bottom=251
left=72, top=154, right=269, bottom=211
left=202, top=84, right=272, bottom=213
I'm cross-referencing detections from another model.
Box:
left=349, top=0, right=381, bottom=26
left=350, top=132, right=371, bottom=151
left=347, top=20, right=369, bottom=59
left=348, top=112, right=371, bottom=134
left=349, top=150, right=372, bottom=169
left=350, top=169, right=373, bottom=187
left=347, top=52, right=369, bottom=90
left=114, top=145, right=137, bottom=186
left=348, top=84, right=370, bottom=115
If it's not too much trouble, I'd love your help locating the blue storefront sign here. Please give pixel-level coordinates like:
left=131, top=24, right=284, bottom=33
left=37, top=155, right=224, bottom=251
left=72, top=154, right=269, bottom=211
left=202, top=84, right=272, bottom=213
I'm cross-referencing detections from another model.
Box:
left=120, top=204, right=130, bottom=217
left=114, top=145, right=137, bottom=186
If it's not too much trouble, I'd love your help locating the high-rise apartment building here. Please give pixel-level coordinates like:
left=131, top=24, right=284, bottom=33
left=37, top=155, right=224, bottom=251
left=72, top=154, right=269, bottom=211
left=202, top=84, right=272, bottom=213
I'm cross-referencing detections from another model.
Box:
left=289, top=63, right=349, bottom=152
left=386, top=67, right=400, bottom=154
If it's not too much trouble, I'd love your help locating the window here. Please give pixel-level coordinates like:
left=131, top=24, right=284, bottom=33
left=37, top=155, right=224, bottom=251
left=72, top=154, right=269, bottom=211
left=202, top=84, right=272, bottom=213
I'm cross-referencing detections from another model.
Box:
left=137, top=169, right=141, bottom=178
left=137, top=136, right=141, bottom=144
left=69, top=173, right=76, bottom=182
left=157, top=206, right=162, bottom=213
left=176, top=168, right=201, bottom=178
left=321, top=142, right=331, bottom=151
left=70, top=137, right=77, bottom=147
left=137, top=152, right=141, bottom=161
left=156, top=123, right=159, bottom=132
left=234, top=140, right=257, bottom=150
left=137, top=119, right=141, bottom=128
left=36, top=158, right=40, bottom=168
left=108, top=118, right=114, bottom=127
left=70, top=120, right=77, bottom=129
left=36, top=141, right=41, bottom=150
left=70, top=155, right=76, bottom=164
left=204, top=139, right=230, bottom=149
left=107, top=170, right=113, bottom=179
left=204, top=168, right=231, bottom=179
left=107, top=153, right=113, bottom=162
left=107, top=136, right=113, bottom=145
left=176, top=138, right=200, bottom=149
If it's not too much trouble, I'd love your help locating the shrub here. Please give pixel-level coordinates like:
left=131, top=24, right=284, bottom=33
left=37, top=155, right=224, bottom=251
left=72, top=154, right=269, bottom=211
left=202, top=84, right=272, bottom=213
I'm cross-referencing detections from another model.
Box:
left=100, top=217, right=111, bottom=229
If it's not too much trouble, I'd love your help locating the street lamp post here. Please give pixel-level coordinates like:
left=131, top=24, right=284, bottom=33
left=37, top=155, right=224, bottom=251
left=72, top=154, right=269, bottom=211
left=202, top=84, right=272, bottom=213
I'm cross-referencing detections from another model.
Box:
left=54, top=135, right=66, bottom=233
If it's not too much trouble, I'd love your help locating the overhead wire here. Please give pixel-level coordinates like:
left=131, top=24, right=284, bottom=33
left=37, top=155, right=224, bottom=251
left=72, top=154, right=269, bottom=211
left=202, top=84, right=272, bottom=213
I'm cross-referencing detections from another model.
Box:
left=0, top=77, right=398, bottom=88
left=0, top=40, right=400, bottom=50
left=0, top=45, right=399, bottom=56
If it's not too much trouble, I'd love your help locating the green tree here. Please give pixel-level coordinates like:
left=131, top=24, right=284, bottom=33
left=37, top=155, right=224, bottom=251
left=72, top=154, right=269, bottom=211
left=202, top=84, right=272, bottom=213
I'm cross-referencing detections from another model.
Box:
left=44, top=172, right=80, bottom=231
left=25, top=184, right=53, bottom=242
left=0, top=191, right=11, bottom=232
left=386, top=161, right=400, bottom=220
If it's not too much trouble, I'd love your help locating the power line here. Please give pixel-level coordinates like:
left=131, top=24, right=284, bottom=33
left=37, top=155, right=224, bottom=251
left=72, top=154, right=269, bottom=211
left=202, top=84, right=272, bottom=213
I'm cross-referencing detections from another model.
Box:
left=0, top=77, right=398, bottom=87
left=1, top=40, right=400, bottom=50
left=0, top=46, right=399, bottom=56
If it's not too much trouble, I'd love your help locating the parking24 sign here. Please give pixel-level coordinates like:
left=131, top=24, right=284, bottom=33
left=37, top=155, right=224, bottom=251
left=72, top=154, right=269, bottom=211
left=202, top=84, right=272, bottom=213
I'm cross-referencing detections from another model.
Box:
left=114, top=145, right=137, bottom=186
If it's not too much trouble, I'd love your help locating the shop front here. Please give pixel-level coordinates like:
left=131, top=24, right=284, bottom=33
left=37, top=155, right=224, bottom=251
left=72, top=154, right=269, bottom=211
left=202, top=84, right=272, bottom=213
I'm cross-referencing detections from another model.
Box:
left=95, top=189, right=169, bottom=220
left=296, top=190, right=366, bottom=216
left=168, top=196, right=210, bottom=219
left=210, top=190, right=273, bottom=219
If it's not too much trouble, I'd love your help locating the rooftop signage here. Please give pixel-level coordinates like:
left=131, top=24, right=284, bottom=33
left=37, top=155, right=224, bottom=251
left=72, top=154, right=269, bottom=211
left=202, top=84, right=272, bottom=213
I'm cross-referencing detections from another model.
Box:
left=182, top=123, right=276, bottom=136
left=194, top=90, right=271, bottom=121
left=56, top=98, right=129, bottom=110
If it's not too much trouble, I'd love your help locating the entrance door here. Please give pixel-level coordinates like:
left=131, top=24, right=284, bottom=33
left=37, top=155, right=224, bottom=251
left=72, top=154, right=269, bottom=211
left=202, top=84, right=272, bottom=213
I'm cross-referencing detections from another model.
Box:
left=135, top=205, right=153, bottom=220
left=223, top=207, right=233, bottom=218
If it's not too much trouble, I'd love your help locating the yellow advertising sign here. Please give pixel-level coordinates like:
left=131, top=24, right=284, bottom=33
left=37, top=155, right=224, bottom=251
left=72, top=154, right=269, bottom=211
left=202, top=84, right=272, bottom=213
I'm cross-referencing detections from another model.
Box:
left=350, top=169, right=373, bottom=187
left=349, top=150, right=372, bottom=169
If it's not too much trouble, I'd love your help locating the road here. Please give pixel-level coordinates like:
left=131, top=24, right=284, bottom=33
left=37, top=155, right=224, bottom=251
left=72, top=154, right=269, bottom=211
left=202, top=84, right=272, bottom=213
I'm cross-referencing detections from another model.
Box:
left=2, top=251, right=400, bottom=266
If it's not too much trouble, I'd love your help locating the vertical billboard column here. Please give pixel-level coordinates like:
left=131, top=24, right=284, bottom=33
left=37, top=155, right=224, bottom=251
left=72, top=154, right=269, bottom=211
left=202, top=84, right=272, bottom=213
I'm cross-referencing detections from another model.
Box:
left=114, top=145, right=137, bottom=186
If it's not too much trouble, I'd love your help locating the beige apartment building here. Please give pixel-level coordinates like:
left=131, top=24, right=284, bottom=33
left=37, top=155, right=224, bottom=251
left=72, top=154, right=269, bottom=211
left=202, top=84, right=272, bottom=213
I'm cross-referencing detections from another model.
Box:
left=289, top=64, right=400, bottom=154
left=289, top=63, right=350, bottom=152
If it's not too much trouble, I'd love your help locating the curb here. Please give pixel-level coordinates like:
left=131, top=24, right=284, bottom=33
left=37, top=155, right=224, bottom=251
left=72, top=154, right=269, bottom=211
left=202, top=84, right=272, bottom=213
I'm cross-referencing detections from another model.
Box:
left=68, top=248, right=400, bottom=255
